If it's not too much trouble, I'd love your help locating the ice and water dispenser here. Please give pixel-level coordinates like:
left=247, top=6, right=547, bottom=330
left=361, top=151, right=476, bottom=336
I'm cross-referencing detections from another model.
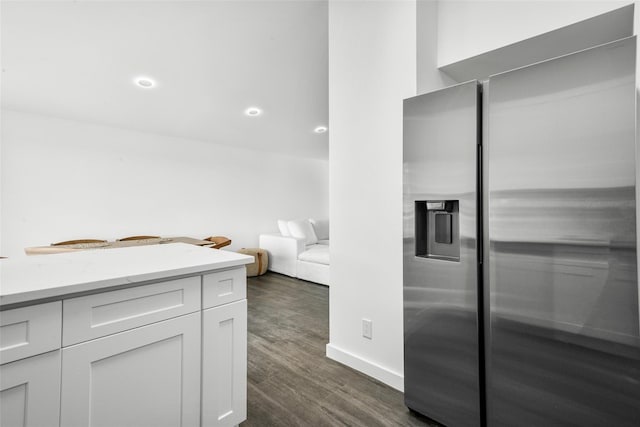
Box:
left=415, top=200, right=460, bottom=261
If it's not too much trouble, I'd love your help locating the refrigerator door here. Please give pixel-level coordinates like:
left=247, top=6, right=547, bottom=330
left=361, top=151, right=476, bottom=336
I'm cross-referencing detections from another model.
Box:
left=403, top=81, right=481, bottom=427
left=486, top=36, right=640, bottom=426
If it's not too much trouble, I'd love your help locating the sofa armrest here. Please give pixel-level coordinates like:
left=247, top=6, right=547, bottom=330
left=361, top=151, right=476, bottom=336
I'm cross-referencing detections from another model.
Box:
left=259, top=233, right=306, bottom=277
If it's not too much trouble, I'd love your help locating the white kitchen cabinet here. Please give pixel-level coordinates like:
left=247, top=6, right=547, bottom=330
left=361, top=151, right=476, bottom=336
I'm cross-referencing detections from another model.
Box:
left=0, top=350, right=61, bottom=427
left=202, top=299, right=247, bottom=427
left=61, top=312, right=201, bottom=427
left=1, top=246, right=251, bottom=427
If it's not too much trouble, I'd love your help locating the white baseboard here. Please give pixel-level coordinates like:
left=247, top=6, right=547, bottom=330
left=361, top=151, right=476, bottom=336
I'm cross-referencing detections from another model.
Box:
left=325, top=343, right=404, bottom=392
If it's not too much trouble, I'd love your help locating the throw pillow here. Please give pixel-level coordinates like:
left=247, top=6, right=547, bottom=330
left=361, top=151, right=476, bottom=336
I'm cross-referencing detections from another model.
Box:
left=287, top=219, right=318, bottom=245
left=278, top=220, right=291, bottom=237
left=309, top=219, right=329, bottom=240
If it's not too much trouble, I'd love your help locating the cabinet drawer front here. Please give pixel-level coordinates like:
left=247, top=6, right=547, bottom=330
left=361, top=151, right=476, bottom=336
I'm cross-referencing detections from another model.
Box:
left=1, top=302, right=62, bottom=364
left=202, top=268, right=246, bottom=309
left=63, top=276, right=201, bottom=346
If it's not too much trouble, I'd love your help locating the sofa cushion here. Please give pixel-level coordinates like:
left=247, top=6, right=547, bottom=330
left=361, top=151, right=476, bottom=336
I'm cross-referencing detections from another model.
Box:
left=298, top=244, right=329, bottom=265
left=288, top=219, right=318, bottom=245
left=278, top=219, right=291, bottom=237
left=317, top=239, right=330, bottom=245
left=309, top=219, right=329, bottom=240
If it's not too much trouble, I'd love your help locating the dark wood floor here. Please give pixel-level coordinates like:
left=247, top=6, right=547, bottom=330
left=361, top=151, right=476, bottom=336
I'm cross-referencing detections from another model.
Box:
left=242, top=272, right=439, bottom=427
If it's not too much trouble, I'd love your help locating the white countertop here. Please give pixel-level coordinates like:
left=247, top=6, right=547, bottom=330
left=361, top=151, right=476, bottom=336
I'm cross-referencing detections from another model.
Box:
left=0, top=243, right=253, bottom=306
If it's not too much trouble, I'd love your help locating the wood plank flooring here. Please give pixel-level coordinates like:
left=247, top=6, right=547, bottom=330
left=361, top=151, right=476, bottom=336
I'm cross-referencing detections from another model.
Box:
left=242, top=272, right=440, bottom=427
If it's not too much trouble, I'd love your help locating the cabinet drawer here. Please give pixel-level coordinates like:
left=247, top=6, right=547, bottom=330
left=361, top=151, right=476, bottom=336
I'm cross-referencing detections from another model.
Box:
left=1, top=302, right=61, bottom=364
left=202, top=268, right=246, bottom=309
left=63, top=276, right=201, bottom=346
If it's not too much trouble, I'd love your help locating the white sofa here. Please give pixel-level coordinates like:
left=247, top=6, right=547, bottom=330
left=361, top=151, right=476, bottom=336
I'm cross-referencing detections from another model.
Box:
left=259, top=219, right=329, bottom=286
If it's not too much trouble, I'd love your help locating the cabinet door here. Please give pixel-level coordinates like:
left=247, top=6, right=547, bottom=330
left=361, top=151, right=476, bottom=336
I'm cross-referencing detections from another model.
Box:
left=61, top=312, right=201, bottom=427
left=1, top=350, right=61, bottom=427
left=202, top=299, right=247, bottom=427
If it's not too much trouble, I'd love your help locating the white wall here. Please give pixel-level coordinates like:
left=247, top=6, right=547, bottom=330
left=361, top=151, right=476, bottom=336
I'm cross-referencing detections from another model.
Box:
left=437, top=0, right=630, bottom=66
left=1, top=110, right=328, bottom=257
left=417, top=0, right=456, bottom=93
left=327, top=0, right=420, bottom=391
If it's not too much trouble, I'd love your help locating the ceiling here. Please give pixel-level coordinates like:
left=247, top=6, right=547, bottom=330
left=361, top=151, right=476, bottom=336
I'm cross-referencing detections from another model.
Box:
left=1, top=0, right=328, bottom=159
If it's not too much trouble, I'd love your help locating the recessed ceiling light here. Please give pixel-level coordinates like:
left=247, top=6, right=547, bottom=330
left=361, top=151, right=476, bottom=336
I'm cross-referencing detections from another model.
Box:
left=314, top=126, right=328, bottom=134
left=245, top=107, right=262, bottom=117
left=134, top=77, right=156, bottom=89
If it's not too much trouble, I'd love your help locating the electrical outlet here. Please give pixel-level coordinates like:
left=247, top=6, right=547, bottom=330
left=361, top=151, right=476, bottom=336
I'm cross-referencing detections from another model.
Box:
left=362, top=319, right=372, bottom=339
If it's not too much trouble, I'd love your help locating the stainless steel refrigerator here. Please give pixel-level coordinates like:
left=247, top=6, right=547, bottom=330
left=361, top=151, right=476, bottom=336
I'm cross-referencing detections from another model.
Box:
left=403, top=36, right=640, bottom=427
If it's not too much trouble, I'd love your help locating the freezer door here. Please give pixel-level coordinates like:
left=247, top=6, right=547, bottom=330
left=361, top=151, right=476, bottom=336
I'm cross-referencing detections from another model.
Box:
left=486, top=36, right=640, bottom=426
left=403, top=81, right=481, bottom=427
